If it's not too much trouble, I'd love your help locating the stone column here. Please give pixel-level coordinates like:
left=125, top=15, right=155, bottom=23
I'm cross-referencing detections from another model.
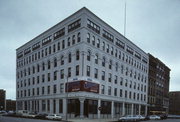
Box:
left=56, top=99, right=59, bottom=114
left=139, top=104, right=141, bottom=115
left=39, top=100, right=42, bottom=113
left=63, top=98, right=67, bottom=118
left=122, top=102, right=125, bottom=116
left=50, top=99, right=53, bottom=114
left=22, top=101, right=24, bottom=110
left=30, top=100, right=32, bottom=112
left=79, top=97, right=85, bottom=118
left=111, top=101, right=114, bottom=118
left=145, top=105, right=147, bottom=116
left=98, top=99, right=101, bottom=119
left=131, top=104, right=134, bottom=115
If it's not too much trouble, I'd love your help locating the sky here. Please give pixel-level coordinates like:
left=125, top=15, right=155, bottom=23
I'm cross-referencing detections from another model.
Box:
left=0, top=0, right=179, bottom=100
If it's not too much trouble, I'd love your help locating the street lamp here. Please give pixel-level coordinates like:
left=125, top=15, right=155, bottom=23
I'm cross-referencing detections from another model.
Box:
left=64, top=74, right=69, bottom=121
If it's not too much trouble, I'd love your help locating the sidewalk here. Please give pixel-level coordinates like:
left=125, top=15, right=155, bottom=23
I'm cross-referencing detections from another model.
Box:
left=66, top=118, right=117, bottom=122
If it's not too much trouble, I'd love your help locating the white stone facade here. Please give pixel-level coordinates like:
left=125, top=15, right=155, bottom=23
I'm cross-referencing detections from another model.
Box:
left=16, top=7, right=149, bottom=119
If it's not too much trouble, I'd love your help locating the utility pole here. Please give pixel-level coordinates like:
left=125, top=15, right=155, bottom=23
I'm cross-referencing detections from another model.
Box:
left=124, top=0, right=127, bottom=37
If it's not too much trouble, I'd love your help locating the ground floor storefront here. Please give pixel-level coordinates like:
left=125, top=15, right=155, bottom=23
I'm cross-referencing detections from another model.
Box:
left=17, top=97, right=147, bottom=119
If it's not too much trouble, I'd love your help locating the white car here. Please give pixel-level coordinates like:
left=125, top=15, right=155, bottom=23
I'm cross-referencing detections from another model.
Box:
left=149, top=115, right=161, bottom=120
left=119, top=115, right=139, bottom=121
left=136, top=115, right=145, bottom=120
left=24, top=113, right=36, bottom=118
left=46, top=114, right=62, bottom=120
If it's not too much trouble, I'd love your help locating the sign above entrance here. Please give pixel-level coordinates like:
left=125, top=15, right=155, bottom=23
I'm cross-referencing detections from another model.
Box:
left=66, top=80, right=99, bottom=93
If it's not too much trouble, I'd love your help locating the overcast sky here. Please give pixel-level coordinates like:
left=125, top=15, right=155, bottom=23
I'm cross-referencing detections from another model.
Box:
left=0, top=0, right=179, bottom=100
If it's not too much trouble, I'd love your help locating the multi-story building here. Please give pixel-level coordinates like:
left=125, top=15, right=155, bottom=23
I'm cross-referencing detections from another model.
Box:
left=169, top=91, right=180, bottom=115
left=148, top=54, right=170, bottom=115
left=0, top=89, right=6, bottom=110
left=16, top=7, right=149, bottom=119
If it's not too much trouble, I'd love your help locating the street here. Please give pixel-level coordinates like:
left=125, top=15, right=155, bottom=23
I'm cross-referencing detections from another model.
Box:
left=1, top=116, right=180, bottom=122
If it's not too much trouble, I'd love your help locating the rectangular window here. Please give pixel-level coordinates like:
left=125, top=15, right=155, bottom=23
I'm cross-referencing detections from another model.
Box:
left=54, top=28, right=65, bottom=40
left=108, top=73, right=112, bottom=82
left=60, top=69, right=64, bottom=79
left=76, top=65, right=79, bottom=76
left=42, top=36, right=51, bottom=46
left=103, top=29, right=114, bottom=42
left=114, top=75, right=118, bottom=84
left=87, top=19, right=100, bottom=34
left=101, top=85, right=105, bottom=94
left=47, top=73, right=50, bottom=82
left=53, top=85, right=57, bottom=94
left=60, top=83, right=64, bottom=93
left=42, top=87, right=44, bottom=95
left=108, top=86, right=111, bottom=95
left=68, top=67, right=71, bottom=77
left=120, top=89, right=123, bottom=97
left=54, top=71, right=57, bottom=80
left=114, top=88, right=117, bottom=96
left=47, top=86, right=50, bottom=94
left=68, top=19, right=81, bottom=32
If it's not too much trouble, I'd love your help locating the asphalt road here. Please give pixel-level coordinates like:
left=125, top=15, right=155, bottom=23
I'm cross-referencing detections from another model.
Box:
left=0, top=116, right=180, bottom=122
left=0, top=116, right=63, bottom=122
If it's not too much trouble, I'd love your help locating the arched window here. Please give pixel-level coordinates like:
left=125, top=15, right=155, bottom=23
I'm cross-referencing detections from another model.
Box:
left=48, top=60, right=51, bottom=69
left=54, top=58, right=57, bottom=67
left=42, top=62, right=45, bottom=71
left=76, top=50, right=80, bottom=60
left=115, top=62, right=118, bottom=71
left=58, top=42, right=60, bottom=50
left=97, top=39, right=100, bottom=48
left=111, top=47, right=114, bottom=55
left=109, top=60, right=112, bottom=69
left=95, top=53, right=98, bottom=64
left=61, top=55, right=64, bottom=65
left=102, top=42, right=105, bottom=50
left=37, top=64, right=40, bottom=72
left=68, top=53, right=72, bottom=63
left=32, top=66, right=35, bottom=73
left=77, top=32, right=81, bottom=42
left=67, top=37, right=70, bottom=46
left=87, top=50, right=91, bottom=61
left=92, top=36, right=95, bottom=45
left=62, top=40, right=65, bottom=49
left=87, top=33, right=90, bottom=43
left=102, top=56, right=105, bottom=67
left=72, top=35, right=75, bottom=45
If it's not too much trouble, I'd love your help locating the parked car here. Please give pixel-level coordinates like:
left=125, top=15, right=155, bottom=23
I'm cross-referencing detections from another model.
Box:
left=16, top=110, right=28, bottom=116
left=149, top=115, right=161, bottom=120
left=7, top=111, right=16, bottom=116
left=0, top=111, right=7, bottom=116
left=136, top=115, right=145, bottom=120
left=160, top=114, right=167, bottom=119
left=35, top=113, right=48, bottom=119
left=46, top=114, right=62, bottom=120
left=24, top=112, right=36, bottom=118
left=119, top=115, right=140, bottom=121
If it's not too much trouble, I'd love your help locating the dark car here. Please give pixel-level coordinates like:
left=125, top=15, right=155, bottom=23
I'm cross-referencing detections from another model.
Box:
left=35, top=113, right=48, bottom=119
left=160, top=114, right=167, bottom=119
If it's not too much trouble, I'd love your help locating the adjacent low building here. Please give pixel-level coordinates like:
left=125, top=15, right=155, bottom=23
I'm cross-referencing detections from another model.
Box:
left=0, top=89, right=6, bottom=111
left=147, top=54, right=170, bottom=115
left=16, top=7, right=150, bottom=119
left=169, top=91, right=180, bottom=115
left=6, top=99, right=16, bottom=111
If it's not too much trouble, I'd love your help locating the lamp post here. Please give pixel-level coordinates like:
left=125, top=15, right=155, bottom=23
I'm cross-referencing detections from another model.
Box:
left=65, top=74, right=69, bottom=121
